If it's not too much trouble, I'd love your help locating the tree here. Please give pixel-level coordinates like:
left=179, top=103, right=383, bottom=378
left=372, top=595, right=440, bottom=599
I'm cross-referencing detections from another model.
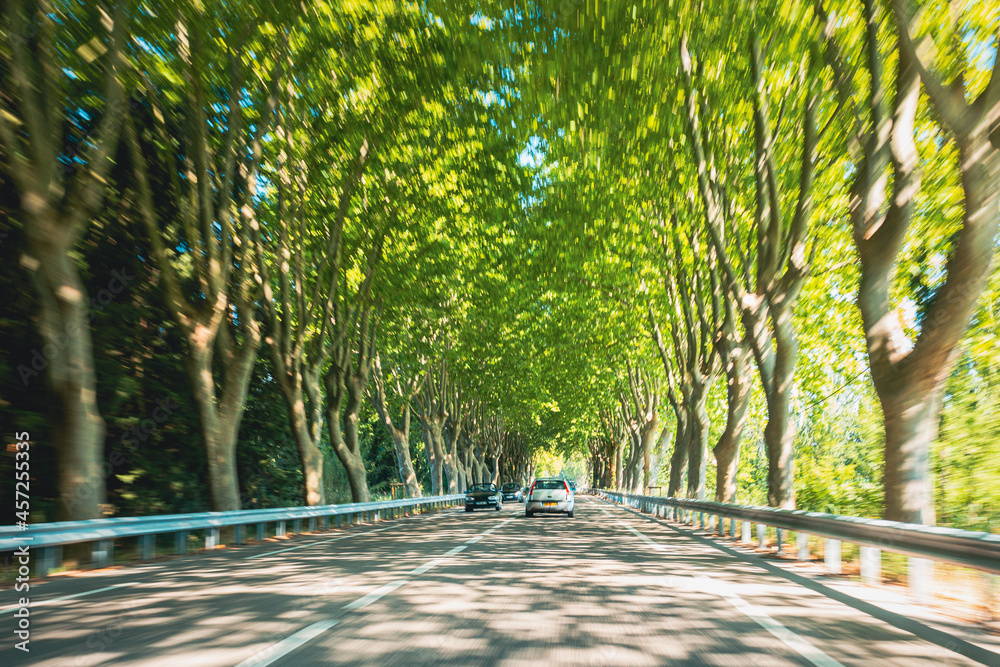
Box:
left=680, top=23, right=822, bottom=508
left=0, top=1, right=125, bottom=519
left=126, top=4, right=284, bottom=510
left=820, top=0, right=1000, bottom=523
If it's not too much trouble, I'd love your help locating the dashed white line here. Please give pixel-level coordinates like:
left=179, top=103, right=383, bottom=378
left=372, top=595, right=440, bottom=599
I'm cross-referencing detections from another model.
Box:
left=234, top=619, right=338, bottom=667
left=345, top=579, right=409, bottom=611
left=0, top=582, right=134, bottom=615
left=410, top=558, right=444, bottom=576
left=231, top=511, right=511, bottom=665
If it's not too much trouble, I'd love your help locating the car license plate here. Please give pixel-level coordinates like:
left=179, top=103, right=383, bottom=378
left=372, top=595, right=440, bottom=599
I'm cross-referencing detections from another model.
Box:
left=543, top=502, right=557, bottom=507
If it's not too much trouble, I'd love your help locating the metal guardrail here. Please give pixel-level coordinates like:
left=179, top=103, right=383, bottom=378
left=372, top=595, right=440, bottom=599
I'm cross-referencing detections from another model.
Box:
left=598, top=490, right=1000, bottom=602
left=1, top=494, right=464, bottom=577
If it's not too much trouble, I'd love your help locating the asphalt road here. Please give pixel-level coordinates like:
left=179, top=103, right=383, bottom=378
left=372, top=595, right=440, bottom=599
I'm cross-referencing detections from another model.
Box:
left=2, top=496, right=997, bottom=666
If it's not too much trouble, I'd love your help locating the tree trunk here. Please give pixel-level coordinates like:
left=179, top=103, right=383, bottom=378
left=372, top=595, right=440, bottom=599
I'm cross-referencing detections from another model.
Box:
left=391, top=422, right=421, bottom=498
left=276, top=371, right=325, bottom=505
left=23, top=231, right=107, bottom=520
left=713, top=347, right=752, bottom=503
left=667, top=405, right=689, bottom=497
left=184, top=336, right=258, bottom=511
left=763, top=307, right=798, bottom=508
left=880, top=380, right=942, bottom=524
left=614, top=442, right=624, bottom=490
left=686, top=385, right=710, bottom=499
left=441, top=431, right=459, bottom=493
left=425, top=419, right=447, bottom=494
left=325, top=372, right=370, bottom=503
left=640, top=414, right=659, bottom=491
left=421, top=424, right=441, bottom=495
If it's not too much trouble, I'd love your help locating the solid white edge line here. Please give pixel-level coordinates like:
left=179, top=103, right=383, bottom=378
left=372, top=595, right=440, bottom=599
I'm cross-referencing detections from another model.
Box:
left=617, top=516, right=844, bottom=667
left=0, top=582, right=133, bottom=614
left=234, top=619, right=338, bottom=667
left=707, top=578, right=843, bottom=667
left=443, top=545, right=467, bottom=557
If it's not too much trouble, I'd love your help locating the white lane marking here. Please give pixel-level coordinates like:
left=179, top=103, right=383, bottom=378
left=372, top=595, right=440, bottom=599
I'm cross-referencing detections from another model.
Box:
left=410, top=558, right=444, bottom=576
left=703, top=576, right=843, bottom=667
left=621, top=520, right=843, bottom=667
left=245, top=525, right=395, bottom=560
left=232, top=510, right=504, bottom=664
left=468, top=517, right=515, bottom=544
left=345, top=579, right=408, bottom=611
left=235, top=619, right=338, bottom=667
left=620, top=522, right=670, bottom=554
left=0, top=582, right=133, bottom=614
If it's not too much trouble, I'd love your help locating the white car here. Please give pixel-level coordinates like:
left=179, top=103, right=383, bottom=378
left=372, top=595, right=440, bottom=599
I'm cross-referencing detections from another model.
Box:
left=525, top=478, right=574, bottom=518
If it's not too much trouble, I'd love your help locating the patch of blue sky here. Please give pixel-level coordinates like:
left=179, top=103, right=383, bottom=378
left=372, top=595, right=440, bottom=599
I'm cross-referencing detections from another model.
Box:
left=471, top=12, right=494, bottom=30
left=962, top=30, right=996, bottom=73
left=519, top=135, right=546, bottom=169
left=476, top=89, right=506, bottom=107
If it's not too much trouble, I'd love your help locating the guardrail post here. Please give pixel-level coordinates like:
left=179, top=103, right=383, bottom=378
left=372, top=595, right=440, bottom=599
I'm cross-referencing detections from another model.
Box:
left=825, top=539, right=842, bottom=574
left=175, top=531, right=188, bottom=554
left=309, top=517, right=316, bottom=532
left=234, top=525, right=245, bottom=546
left=797, top=533, right=810, bottom=561
left=257, top=523, right=265, bottom=542
left=775, top=529, right=784, bottom=554
left=206, top=527, right=220, bottom=550
left=293, top=519, right=301, bottom=534
left=757, top=524, right=766, bottom=549
left=277, top=520, right=287, bottom=537
left=335, top=515, right=342, bottom=528
left=322, top=516, right=329, bottom=530
left=861, top=546, right=881, bottom=585
left=93, top=540, right=113, bottom=568
left=141, top=534, right=155, bottom=561
left=374, top=510, right=380, bottom=523
left=37, top=545, right=61, bottom=577
left=908, top=557, right=933, bottom=604
left=742, top=521, right=751, bottom=543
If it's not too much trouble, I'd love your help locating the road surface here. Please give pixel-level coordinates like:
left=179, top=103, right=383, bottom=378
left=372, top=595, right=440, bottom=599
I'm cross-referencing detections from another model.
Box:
left=2, top=496, right=997, bottom=666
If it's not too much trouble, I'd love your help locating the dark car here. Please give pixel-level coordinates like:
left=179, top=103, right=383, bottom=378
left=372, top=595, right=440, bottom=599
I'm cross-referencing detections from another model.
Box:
left=500, top=483, right=524, bottom=502
left=465, top=483, right=503, bottom=512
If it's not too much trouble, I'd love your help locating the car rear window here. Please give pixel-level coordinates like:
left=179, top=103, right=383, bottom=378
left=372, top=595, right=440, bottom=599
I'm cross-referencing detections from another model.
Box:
left=533, top=480, right=566, bottom=490
left=502, top=484, right=516, bottom=490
